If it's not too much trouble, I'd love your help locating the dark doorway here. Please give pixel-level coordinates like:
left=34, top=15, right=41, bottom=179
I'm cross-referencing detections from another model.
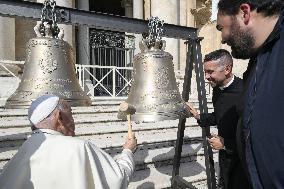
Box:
left=89, top=0, right=125, bottom=16
left=89, top=0, right=134, bottom=97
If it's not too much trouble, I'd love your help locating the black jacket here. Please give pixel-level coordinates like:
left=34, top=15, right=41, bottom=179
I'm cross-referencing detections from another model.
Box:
left=242, top=10, right=284, bottom=189
left=199, top=76, right=251, bottom=189
left=199, top=76, right=243, bottom=153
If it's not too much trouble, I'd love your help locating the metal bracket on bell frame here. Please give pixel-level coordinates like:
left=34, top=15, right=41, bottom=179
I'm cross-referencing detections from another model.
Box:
left=171, top=36, right=216, bottom=189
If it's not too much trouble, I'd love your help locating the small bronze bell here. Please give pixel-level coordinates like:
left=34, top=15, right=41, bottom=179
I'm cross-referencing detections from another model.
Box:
left=5, top=1, right=91, bottom=108
left=118, top=17, right=189, bottom=122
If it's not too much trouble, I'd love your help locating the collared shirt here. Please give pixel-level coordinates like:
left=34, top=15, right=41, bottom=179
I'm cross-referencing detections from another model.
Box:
left=219, top=75, right=235, bottom=90
left=32, top=128, right=63, bottom=136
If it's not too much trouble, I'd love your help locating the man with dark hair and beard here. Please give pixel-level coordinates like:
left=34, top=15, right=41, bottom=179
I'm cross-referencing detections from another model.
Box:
left=216, top=0, right=284, bottom=188
left=187, top=49, right=250, bottom=189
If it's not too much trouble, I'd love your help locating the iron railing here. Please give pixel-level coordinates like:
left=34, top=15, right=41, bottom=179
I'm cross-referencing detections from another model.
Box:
left=0, top=60, right=24, bottom=77
left=76, top=64, right=133, bottom=99
left=89, top=29, right=135, bottom=97
left=0, top=59, right=212, bottom=98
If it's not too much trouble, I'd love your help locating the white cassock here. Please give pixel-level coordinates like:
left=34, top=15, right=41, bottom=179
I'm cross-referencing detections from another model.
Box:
left=0, top=129, right=135, bottom=189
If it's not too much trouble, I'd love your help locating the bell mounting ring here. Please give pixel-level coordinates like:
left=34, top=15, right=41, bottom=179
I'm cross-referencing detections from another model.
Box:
left=145, top=16, right=164, bottom=47
left=39, top=0, right=60, bottom=38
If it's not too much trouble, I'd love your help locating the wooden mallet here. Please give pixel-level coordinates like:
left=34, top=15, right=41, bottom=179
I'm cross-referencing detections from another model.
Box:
left=119, top=102, right=136, bottom=139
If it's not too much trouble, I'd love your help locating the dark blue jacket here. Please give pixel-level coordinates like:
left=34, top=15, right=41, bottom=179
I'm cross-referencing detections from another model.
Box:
left=243, top=10, right=284, bottom=189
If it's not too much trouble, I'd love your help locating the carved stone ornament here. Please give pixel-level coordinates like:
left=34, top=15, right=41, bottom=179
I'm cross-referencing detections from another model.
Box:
left=191, top=0, right=212, bottom=28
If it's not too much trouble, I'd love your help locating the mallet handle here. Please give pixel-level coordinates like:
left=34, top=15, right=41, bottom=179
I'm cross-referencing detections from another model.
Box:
left=127, top=114, right=133, bottom=138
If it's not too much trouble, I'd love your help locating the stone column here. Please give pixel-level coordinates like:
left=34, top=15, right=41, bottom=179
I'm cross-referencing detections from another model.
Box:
left=15, top=0, right=36, bottom=61
left=55, top=0, right=74, bottom=47
left=150, top=0, right=179, bottom=71
left=133, top=0, right=144, bottom=55
left=0, top=17, right=15, bottom=60
left=37, top=0, right=74, bottom=47
left=0, top=17, right=20, bottom=100
left=178, top=0, right=194, bottom=78
left=187, top=0, right=196, bottom=27
left=186, top=0, right=196, bottom=94
left=76, top=0, right=89, bottom=65
left=15, top=18, right=36, bottom=61
left=134, top=0, right=144, bottom=19
left=144, top=0, right=151, bottom=19
left=76, top=0, right=92, bottom=92
left=122, top=0, right=133, bottom=18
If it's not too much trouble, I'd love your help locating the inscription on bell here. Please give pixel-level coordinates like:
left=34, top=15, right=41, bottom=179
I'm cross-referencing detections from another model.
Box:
left=139, top=89, right=180, bottom=102
left=140, top=102, right=182, bottom=112
left=29, top=38, right=65, bottom=48
left=23, top=78, right=72, bottom=83
left=155, top=67, right=170, bottom=88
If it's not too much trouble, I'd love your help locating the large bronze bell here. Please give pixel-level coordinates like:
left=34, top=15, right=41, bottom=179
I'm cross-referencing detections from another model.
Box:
left=117, top=38, right=189, bottom=122
left=5, top=37, right=91, bottom=108
left=5, top=17, right=91, bottom=108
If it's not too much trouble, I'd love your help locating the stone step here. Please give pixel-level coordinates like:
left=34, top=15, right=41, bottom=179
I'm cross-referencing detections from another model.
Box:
left=0, top=144, right=218, bottom=189
left=0, top=112, right=120, bottom=128
left=128, top=142, right=205, bottom=169
left=0, top=139, right=218, bottom=178
left=0, top=113, right=200, bottom=129
left=0, top=102, right=213, bottom=117
left=0, top=123, right=217, bottom=158
left=0, top=126, right=217, bottom=154
left=128, top=154, right=218, bottom=189
left=0, top=97, right=213, bottom=109
left=0, top=141, right=205, bottom=169
left=0, top=100, right=216, bottom=188
left=0, top=123, right=217, bottom=150
left=0, top=122, right=200, bottom=142
left=82, top=126, right=212, bottom=148
left=0, top=106, right=119, bottom=116
left=0, top=127, right=218, bottom=186
left=0, top=108, right=214, bottom=128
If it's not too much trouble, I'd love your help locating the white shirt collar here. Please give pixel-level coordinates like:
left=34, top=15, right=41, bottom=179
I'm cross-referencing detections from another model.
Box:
left=219, top=75, right=235, bottom=90
left=32, top=129, right=63, bottom=136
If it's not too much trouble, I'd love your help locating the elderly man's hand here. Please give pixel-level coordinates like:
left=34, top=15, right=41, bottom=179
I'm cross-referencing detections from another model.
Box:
left=123, top=133, right=137, bottom=153
left=208, top=134, right=224, bottom=150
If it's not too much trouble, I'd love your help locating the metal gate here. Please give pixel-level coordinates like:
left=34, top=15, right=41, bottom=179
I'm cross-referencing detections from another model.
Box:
left=89, top=29, right=135, bottom=97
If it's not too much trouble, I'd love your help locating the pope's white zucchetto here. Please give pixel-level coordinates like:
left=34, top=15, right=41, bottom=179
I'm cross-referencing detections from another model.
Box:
left=28, top=95, right=60, bottom=125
